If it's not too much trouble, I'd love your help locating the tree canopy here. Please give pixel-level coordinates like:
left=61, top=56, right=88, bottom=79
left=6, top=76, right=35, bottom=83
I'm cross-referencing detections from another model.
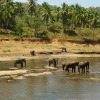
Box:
left=0, top=0, right=100, bottom=40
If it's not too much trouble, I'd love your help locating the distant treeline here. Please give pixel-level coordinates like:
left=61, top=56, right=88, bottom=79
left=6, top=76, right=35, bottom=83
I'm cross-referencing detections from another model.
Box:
left=0, top=0, right=100, bottom=39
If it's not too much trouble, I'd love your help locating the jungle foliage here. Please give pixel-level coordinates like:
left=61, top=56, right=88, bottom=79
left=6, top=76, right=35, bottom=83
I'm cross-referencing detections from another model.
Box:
left=0, top=0, right=100, bottom=41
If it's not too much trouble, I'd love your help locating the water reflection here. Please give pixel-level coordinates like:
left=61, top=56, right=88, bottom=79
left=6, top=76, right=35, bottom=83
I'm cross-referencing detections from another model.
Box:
left=0, top=57, right=100, bottom=100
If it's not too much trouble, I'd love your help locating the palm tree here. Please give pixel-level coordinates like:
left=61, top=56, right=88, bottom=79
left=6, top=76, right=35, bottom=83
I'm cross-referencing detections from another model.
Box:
left=28, top=0, right=37, bottom=16
left=42, top=2, right=51, bottom=29
left=56, top=7, right=61, bottom=21
left=72, top=4, right=86, bottom=38
left=14, top=2, right=24, bottom=18
left=33, top=6, right=42, bottom=37
left=61, top=3, right=69, bottom=33
left=26, top=0, right=37, bottom=37
left=91, top=10, right=99, bottom=40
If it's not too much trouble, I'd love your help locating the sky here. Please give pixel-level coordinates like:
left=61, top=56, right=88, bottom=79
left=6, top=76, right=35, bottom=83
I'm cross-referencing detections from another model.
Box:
left=14, top=0, right=100, bottom=8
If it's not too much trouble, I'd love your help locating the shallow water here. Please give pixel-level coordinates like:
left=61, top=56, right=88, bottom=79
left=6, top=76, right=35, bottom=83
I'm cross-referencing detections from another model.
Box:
left=0, top=57, right=100, bottom=100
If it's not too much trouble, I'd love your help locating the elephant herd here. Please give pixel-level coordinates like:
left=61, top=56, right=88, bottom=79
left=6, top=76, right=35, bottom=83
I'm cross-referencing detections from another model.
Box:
left=62, top=61, right=89, bottom=73
left=14, top=58, right=89, bottom=73
left=48, top=59, right=89, bottom=73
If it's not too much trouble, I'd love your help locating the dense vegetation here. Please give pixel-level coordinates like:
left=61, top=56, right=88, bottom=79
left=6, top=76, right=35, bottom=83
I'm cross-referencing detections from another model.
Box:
left=0, top=0, right=100, bottom=41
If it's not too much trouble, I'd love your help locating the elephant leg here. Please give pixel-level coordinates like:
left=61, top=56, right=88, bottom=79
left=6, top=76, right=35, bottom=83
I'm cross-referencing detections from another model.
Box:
left=72, top=67, right=73, bottom=72
left=73, top=67, right=76, bottom=73
left=21, top=63, right=23, bottom=68
left=54, top=59, right=57, bottom=67
left=82, top=67, right=85, bottom=73
left=82, top=68, right=84, bottom=73
left=84, top=67, right=85, bottom=73
left=88, top=66, right=89, bottom=72
left=65, top=67, right=69, bottom=72
left=23, top=62, right=26, bottom=67
left=14, top=63, right=16, bottom=67
left=54, top=63, right=56, bottom=67
left=78, top=67, right=80, bottom=73
left=65, top=67, right=67, bottom=71
left=24, top=63, right=26, bottom=67
left=86, top=66, right=88, bottom=72
left=49, top=62, right=51, bottom=66
left=72, top=67, right=75, bottom=73
left=67, top=68, right=69, bottom=72
left=87, top=66, right=89, bottom=72
left=54, top=62, right=56, bottom=67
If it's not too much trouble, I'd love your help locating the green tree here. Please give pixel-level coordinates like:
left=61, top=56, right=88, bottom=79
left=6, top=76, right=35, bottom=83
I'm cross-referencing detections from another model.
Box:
left=42, top=2, right=53, bottom=29
left=26, top=0, right=37, bottom=37
left=28, top=0, right=37, bottom=16
left=14, top=2, right=24, bottom=18
left=72, top=4, right=86, bottom=38
left=0, top=0, right=16, bottom=32
left=61, top=3, right=69, bottom=33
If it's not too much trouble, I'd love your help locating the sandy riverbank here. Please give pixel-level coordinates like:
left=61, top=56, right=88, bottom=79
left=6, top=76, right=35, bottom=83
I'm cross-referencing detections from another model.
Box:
left=0, top=38, right=100, bottom=60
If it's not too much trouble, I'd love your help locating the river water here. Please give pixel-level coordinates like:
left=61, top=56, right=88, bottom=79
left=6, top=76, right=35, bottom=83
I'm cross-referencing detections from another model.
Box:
left=0, top=57, right=100, bottom=100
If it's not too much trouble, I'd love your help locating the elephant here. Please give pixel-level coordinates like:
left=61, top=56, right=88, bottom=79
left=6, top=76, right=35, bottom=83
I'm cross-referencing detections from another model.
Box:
left=62, top=60, right=67, bottom=70
left=14, top=58, right=26, bottom=68
left=78, top=61, right=89, bottom=73
left=62, top=61, right=79, bottom=73
left=30, top=50, right=35, bottom=56
left=60, top=47, right=67, bottom=52
left=48, top=58, right=58, bottom=67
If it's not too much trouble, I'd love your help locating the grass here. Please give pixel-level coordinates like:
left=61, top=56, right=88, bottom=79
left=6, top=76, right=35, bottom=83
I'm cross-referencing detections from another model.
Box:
left=0, top=27, right=100, bottom=55
left=2, top=49, right=11, bottom=53
left=0, top=39, right=100, bottom=55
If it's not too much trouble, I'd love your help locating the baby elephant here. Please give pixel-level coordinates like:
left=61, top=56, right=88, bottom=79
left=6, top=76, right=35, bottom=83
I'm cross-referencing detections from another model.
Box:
left=14, top=58, right=26, bottom=68
left=48, top=58, right=58, bottom=67
left=78, top=61, right=89, bottom=73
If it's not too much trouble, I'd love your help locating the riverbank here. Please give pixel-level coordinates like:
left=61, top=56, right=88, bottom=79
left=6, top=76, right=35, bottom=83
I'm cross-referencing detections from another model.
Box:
left=1, top=53, right=100, bottom=61
left=0, top=38, right=100, bottom=61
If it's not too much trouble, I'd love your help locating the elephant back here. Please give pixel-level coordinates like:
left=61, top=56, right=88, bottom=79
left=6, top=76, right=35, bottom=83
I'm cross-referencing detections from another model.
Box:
left=67, top=61, right=79, bottom=66
left=79, top=62, right=85, bottom=65
left=21, top=58, right=26, bottom=62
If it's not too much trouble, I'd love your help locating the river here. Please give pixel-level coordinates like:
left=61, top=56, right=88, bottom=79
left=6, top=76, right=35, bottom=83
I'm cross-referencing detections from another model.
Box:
left=0, top=57, right=100, bottom=100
